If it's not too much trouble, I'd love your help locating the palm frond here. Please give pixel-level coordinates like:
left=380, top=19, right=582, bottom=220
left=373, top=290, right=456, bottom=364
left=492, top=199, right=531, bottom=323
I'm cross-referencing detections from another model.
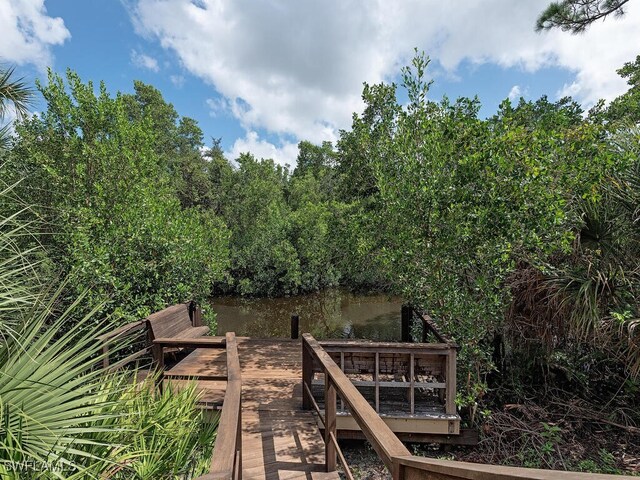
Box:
left=0, top=67, right=35, bottom=121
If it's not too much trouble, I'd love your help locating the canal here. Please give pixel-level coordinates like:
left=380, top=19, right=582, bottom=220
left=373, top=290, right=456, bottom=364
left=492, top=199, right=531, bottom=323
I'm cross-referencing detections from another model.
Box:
left=212, top=288, right=403, bottom=340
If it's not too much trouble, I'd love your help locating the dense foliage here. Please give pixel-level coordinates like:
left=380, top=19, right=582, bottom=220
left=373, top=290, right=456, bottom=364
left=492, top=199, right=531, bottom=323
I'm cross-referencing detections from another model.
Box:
left=1, top=49, right=639, bottom=473
left=6, top=71, right=229, bottom=323
left=0, top=187, right=215, bottom=479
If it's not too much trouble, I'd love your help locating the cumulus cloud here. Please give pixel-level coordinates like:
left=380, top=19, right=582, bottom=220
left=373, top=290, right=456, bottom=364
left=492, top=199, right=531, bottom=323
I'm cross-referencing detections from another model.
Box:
left=508, top=85, right=522, bottom=101
left=226, top=131, right=298, bottom=168
left=0, top=0, right=70, bottom=68
left=129, top=0, right=639, bottom=149
left=131, top=49, right=160, bottom=72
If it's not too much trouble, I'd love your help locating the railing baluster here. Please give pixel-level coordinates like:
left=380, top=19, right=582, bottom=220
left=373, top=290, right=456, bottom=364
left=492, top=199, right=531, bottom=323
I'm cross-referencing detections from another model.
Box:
left=324, top=374, right=337, bottom=472
left=409, top=353, right=415, bottom=415
left=340, top=351, right=345, bottom=412
left=375, top=352, right=380, bottom=413
left=329, top=431, right=355, bottom=480
left=445, top=347, right=456, bottom=416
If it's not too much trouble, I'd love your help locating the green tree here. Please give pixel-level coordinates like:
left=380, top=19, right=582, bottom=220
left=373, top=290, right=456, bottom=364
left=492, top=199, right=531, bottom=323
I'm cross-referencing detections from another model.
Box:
left=9, top=69, right=229, bottom=322
left=536, top=0, right=631, bottom=32
left=221, top=153, right=300, bottom=296
left=606, top=55, right=640, bottom=125
left=121, top=81, right=215, bottom=209
left=336, top=52, right=627, bottom=400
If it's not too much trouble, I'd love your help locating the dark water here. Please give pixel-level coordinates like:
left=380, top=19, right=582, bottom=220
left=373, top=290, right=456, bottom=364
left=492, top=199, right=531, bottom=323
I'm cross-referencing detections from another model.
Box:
left=212, top=289, right=403, bottom=340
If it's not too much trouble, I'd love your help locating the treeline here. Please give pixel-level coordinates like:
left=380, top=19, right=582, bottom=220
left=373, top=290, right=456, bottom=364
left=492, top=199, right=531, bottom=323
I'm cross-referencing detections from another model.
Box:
left=2, top=69, right=390, bottom=323
left=3, top=55, right=640, bottom=399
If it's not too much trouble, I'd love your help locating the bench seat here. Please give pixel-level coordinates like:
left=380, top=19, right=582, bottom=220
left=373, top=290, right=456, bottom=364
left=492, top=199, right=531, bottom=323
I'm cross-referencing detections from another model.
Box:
left=146, top=302, right=209, bottom=362
left=174, top=325, right=210, bottom=339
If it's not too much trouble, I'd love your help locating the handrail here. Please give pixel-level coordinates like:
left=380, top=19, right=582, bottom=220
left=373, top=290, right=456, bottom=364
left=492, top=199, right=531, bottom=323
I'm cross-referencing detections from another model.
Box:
left=303, top=334, right=627, bottom=480
left=303, top=334, right=411, bottom=476
left=196, top=332, right=242, bottom=480
left=95, top=319, right=148, bottom=370
left=317, top=338, right=457, bottom=417
left=401, top=304, right=457, bottom=346
left=394, top=455, right=626, bottom=479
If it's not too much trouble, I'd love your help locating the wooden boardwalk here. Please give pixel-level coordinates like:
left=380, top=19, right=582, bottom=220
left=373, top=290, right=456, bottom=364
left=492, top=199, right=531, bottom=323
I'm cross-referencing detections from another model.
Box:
left=105, top=299, right=629, bottom=480
left=164, top=338, right=340, bottom=480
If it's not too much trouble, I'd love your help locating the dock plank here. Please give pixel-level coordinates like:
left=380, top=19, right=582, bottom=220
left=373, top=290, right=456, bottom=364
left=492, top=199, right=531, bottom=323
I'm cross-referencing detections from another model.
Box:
left=166, top=338, right=339, bottom=480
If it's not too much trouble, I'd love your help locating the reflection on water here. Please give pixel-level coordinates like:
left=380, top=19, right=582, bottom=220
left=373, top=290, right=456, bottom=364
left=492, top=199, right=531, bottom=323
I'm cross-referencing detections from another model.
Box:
left=212, top=289, right=403, bottom=340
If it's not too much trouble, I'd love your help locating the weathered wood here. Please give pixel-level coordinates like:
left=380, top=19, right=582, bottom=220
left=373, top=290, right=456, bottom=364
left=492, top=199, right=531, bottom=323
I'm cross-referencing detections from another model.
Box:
left=304, top=381, right=325, bottom=427
left=336, top=428, right=479, bottom=446
left=303, top=334, right=411, bottom=477
left=96, top=319, right=147, bottom=370
left=320, top=340, right=453, bottom=352
left=329, top=431, right=354, bottom=480
left=395, top=455, right=626, bottom=479
left=409, top=307, right=459, bottom=350
left=189, top=301, right=203, bottom=327
left=107, top=347, right=150, bottom=372
left=445, top=349, right=456, bottom=416
left=102, top=343, right=110, bottom=369
left=208, top=332, right=242, bottom=478
left=153, top=337, right=226, bottom=348
left=324, top=375, right=337, bottom=472
left=183, top=335, right=626, bottom=480
left=147, top=302, right=209, bottom=342
left=302, top=340, right=314, bottom=410
left=187, top=338, right=339, bottom=480
left=410, top=353, right=415, bottom=415
left=312, top=378, right=446, bottom=389
left=95, top=319, right=146, bottom=343
left=375, top=352, right=380, bottom=412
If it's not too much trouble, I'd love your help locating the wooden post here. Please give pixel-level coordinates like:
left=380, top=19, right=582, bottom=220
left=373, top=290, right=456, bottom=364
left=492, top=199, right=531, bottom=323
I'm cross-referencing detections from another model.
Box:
left=401, top=305, right=411, bottom=342
left=189, top=301, right=203, bottom=327
left=302, top=340, right=313, bottom=410
left=445, top=347, right=457, bottom=416
left=409, top=353, right=415, bottom=415
left=324, top=374, right=337, bottom=472
left=291, top=314, right=299, bottom=339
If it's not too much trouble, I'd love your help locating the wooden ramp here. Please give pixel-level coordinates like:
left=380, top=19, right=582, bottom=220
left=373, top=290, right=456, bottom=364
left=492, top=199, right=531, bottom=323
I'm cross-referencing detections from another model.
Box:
left=164, top=338, right=339, bottom=480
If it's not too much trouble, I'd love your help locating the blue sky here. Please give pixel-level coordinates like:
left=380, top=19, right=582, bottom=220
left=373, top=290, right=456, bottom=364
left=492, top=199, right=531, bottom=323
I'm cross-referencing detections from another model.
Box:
left=3, top=0, right=639, bottom=166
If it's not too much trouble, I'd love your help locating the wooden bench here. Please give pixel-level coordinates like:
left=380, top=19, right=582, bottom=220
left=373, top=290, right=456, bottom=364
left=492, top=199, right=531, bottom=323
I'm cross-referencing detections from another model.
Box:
left=147, top=302, right=210, bottom=364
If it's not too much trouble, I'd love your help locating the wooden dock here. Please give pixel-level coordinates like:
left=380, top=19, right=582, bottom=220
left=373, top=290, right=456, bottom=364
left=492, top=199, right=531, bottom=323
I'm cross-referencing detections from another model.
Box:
left=101, top=302, right=630, bottom=479
left=165, top=338, right=340, bottom=480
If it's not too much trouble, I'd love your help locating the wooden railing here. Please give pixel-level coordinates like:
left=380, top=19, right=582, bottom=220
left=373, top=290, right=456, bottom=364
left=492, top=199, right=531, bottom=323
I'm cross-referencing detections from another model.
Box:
left=316, top=339, right=458, bottom=419
left=95, top=300, right=203, bottom=372
left=303, top=334, right=411, bottom=477
left=302, top=333, right=626, bottom=480
left=194, top=332, right=243, bottom=480
left=401, top=305, right=455, bottom=345
left=95, top=319, right=148, bottom=371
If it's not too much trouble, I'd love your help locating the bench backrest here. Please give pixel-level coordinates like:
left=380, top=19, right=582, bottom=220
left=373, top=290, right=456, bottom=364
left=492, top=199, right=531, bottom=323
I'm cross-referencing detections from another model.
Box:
left=147, top=303, right=193, bottom=339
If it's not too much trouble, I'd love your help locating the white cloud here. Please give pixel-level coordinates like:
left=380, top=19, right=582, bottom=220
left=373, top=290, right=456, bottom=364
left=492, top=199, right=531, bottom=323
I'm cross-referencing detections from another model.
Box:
left=131, top=49, right=160, bottom=72
left=508, top=85, right=521, bottom=101
left=0, top=0, right=70, bottom=68
left=170, top=74, right=185, bottom=87
left=129, top=0, right=640, bottom=151
left=206, top=96, right=230, bottom=117
left=226, top=131, right=298, bottom=168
